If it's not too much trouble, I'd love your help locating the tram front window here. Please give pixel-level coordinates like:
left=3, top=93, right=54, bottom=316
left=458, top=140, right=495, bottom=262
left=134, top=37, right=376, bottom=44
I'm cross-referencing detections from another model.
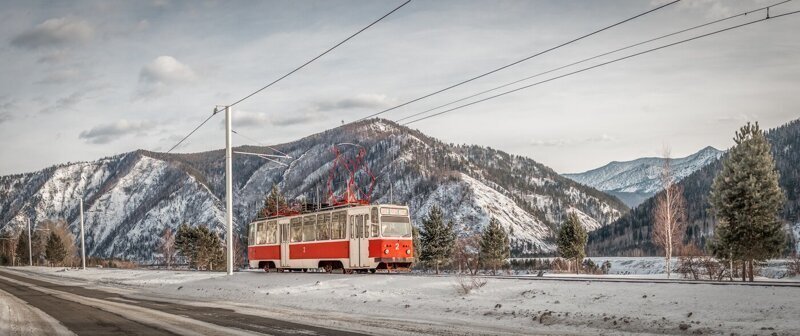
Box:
left=380, top=216, right=412, bottom=237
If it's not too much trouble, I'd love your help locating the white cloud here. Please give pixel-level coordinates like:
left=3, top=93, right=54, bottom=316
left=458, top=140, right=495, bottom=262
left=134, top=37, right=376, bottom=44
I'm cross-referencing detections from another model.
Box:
left=11, top=17, right=94, bottom=50
left=79, top=120, right=155, bottom=144
left=136, top=56, right=197, bottom=98
left=230, top=110, right=315, bottom=129
left=312, top=93, right=396, bottom=112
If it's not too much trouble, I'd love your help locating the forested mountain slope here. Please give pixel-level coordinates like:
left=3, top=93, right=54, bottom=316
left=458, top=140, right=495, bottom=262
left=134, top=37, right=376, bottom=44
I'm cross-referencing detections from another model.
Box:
left=0, top=119, right=627, bottom=262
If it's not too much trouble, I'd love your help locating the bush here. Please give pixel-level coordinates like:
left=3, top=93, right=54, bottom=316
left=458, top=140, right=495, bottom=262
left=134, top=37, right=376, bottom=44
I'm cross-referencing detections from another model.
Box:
left=454, top=274, right=487, bottom=295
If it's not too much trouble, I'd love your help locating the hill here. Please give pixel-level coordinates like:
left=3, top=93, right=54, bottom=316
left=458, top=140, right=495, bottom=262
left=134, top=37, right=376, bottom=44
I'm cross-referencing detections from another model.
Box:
left=0, top=119, right=628, bottom=262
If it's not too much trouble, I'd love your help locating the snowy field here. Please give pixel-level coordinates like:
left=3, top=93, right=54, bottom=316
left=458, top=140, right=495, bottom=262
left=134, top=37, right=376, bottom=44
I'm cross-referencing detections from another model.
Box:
left=8, top=266, right=800, bottom=336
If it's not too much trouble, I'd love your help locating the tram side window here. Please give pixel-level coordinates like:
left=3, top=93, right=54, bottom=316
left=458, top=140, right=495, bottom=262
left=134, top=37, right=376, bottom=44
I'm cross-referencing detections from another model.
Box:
left=256, top=222, right=266, bottom=245
left=248, top=223, right=255, bottom=245
left=317, top=213, right=331, bottom=240
left=290, top=218, right=302, bottom=242
left=331, top=211, right=346, bottom=239
left=371, top=208, right=378, bottom=223
left=266, top=221, right=277, bottom=244
left=303, top=216, right=316, bottom=242
left=370, top=217, right=379, bottom=237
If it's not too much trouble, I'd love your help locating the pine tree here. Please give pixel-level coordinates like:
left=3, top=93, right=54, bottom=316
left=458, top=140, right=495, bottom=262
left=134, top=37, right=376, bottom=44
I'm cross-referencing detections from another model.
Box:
left=264, top=185, right=287, bottom=216
left=710, top=122, right=786, bottom=281
left=419, top=205, right=456, bottom=274
left=557, top=212, right=588, bottom=274
left=45, top=231, right=67, bottom=266
left=479, top=218, right=510, bottom=275
left=15, top=233, right=28, bottom=265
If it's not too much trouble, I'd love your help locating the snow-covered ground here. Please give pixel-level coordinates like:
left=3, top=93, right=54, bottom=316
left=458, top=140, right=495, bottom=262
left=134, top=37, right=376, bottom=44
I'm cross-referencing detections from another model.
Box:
left=10, top=266, right=800, bottom=335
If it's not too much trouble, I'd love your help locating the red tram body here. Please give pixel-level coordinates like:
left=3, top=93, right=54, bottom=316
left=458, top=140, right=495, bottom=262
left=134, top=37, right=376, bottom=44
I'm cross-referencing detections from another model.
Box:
left=247, top=204, right=413, bottom=272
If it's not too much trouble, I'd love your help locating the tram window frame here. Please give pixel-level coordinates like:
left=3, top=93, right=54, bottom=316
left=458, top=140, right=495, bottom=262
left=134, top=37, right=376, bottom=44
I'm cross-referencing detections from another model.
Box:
left=280, top=223, right=289, bottom=243
left=266, top=221, right=277, bottom=244
left=303, top=215, right=316, bottom=242
left=256, top=222, right=266, bottom=245
left=290, top=217, right=302, bottom=242
left=370, top=217, right=379, bottom=237
left=248, top=223, right=255, bottom=245
left=331, top=211, right=346, bottom=239
left=371, top=208, right=378, bottom=223
left=316, top=213, right=331, bottom=240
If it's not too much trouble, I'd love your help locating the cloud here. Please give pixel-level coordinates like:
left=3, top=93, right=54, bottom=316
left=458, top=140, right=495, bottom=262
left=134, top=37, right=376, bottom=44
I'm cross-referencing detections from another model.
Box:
left=530, top=134, right=615, bottom=147
left=37, top=51, right=69, bottom=64
left=230, top=109, right=317, bottom=129
left=79, top=120, right=155, bottom=144
left=39, top=92, right=86, bottom=114
left=312, top=93, right=395, bottom=112
left=0, top=99, right=14, bottom=124
left=136, top=56, right=197, bottom=98
left=36, top=68, right=82, bottom=84
left=677, top=0, right=733, bottom=19
left=11, top=17, right=94, bottom=50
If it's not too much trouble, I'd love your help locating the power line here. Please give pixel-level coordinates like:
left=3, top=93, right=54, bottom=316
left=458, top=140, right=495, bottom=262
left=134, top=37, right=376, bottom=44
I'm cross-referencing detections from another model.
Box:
left=356, top=0, right=680, bottom=122
left=163, top=1, right=410, bottom=154
left=166, top=109, right=220, bottom=153
left=228, top=0, right=411, bottom=109
left=396, top=0, right=793, bottom=123
left=402, top=9, right=800, bottom=126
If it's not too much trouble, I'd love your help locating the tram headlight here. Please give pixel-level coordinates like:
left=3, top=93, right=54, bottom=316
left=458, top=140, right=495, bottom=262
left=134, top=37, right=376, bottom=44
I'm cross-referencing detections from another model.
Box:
left=384, top=249, right=390, bottom=254
left=406, top=249, right=411, bottom=255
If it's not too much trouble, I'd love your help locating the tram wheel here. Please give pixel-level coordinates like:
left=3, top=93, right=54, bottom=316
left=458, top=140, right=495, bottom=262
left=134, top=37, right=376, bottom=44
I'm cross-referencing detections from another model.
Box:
left=324, top=265, right=333, bottom=273
left=369, top=269, right=376, bottom=274
left=344, top=269, right=354, bottom=274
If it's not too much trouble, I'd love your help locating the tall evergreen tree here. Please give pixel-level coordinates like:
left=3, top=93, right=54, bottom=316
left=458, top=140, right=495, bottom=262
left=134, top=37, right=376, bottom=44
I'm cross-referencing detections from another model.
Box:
left=710, top=122, right=786, bottom=281
left=264, top=185, right=287, bottom=216
left=479, top=218, right=510, bottom=275
left=557, top=212, right=588, bottom=274
left=419, top=205, right=456, bottom=274
left=45, top=231, right=67, bottom=266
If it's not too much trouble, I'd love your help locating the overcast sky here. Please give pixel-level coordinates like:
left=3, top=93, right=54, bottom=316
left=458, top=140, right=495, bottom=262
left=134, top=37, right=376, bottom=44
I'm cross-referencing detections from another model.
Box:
left=1, top=0, right=798, bottom=176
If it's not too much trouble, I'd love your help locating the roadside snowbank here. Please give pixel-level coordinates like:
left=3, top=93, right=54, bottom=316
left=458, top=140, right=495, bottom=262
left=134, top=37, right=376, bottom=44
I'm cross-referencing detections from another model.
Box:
left=0, top=287, right=74, bottom=336
left=13, top=266, right=800, bottom=336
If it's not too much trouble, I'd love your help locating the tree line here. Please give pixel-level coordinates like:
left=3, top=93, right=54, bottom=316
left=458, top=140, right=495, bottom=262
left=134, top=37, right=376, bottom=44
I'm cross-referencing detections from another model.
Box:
left=416, top=204, right=593, bottom=275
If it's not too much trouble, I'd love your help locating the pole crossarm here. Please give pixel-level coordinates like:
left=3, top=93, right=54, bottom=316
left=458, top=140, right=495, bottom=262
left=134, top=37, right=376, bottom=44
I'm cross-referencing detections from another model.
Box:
left=234, top=151, right=291, bottom=166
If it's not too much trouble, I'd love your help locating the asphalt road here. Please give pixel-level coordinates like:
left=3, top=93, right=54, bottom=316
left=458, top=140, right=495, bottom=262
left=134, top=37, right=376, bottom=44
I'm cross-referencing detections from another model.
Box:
left=0, top=269, right=365, bottom=336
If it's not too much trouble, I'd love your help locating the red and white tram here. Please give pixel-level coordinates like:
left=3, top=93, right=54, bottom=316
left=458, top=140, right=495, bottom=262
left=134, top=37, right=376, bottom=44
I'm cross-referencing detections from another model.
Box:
left=247, top=204, right=414, bottom=273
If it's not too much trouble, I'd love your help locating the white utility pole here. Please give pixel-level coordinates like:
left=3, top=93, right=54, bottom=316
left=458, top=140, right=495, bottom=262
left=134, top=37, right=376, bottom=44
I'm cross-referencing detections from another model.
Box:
left=27, top=218, right=32, bottom=266
left=225, top=105, right=234, bottom=275
left=80, top=199, right=86, bottom=270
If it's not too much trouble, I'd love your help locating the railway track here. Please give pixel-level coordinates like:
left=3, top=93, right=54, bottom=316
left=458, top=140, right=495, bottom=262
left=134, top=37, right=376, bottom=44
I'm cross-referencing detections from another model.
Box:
left=343, top=270, right=800, bottom=287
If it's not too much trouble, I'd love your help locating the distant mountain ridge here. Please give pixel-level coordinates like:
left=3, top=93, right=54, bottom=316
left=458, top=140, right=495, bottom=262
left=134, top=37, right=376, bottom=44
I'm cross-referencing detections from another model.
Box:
left=0, top=119, right=628, bottom=262
left=563, top=146, right=723, bottom=207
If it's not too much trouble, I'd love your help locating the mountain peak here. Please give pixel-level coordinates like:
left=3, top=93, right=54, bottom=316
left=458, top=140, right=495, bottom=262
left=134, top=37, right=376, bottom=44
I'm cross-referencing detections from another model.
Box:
left=563, top=146, right=724, bottom=207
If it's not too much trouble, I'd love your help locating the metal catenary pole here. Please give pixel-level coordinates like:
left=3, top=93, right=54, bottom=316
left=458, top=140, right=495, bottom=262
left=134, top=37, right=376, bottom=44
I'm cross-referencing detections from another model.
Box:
left=225, top=106, right=234, bottom=275
left=27, top=218, right=32, bottom=266
left=80, top=198, right=86, bottom=270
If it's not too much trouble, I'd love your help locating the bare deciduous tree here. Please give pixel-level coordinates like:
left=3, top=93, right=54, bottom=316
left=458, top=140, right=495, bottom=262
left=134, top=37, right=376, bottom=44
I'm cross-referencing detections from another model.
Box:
left=652, top=147, right=687, bottom=278
left=44, top=219, right=78, bottom=267
left=159, top=228, right=176, bottom=269
left=453, top=234, right=481, bottom=275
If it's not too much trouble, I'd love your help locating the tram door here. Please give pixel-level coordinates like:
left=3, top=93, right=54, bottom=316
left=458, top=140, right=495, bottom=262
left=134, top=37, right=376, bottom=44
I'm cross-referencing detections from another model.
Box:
left=348, top=214, right=369, bottom=268
left=279, top=222, right=290, bottom=268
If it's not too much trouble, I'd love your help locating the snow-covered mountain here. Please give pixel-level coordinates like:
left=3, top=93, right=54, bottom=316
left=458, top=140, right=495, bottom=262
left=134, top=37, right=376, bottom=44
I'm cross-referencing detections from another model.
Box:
left=0, top=119, right=627, bottom=261
left=563, top=146, right=723, bottom=207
